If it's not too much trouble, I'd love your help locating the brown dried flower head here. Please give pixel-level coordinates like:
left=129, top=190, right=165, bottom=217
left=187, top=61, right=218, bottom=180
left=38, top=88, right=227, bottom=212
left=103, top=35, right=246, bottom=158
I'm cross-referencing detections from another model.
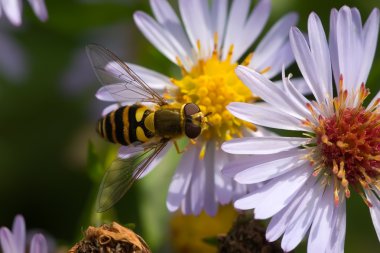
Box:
left=69, top=222, right=151, bottom=253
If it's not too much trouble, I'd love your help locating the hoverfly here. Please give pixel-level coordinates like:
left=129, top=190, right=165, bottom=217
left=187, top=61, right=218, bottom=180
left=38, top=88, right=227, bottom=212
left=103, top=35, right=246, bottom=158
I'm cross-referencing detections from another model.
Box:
left=86, top=44, right=209, bottom=212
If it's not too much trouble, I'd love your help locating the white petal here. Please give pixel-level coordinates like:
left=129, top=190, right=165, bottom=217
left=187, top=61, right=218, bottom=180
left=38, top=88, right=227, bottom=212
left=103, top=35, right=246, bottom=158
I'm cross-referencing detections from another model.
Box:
left=166, top=144, right=197, bottom=212
left=0, top=228, right=17, bottom=253
left=261, top=41, right=294, bottom=79
left=222, top=0, right=250, bottom=60
left=358, top=8, right=380, bottom=86
left=228, top=102, right=307, bottom=131
left=222, top=148, right=304, bottom=177
left=234, top=154, right=307, bottom=185
left=204, top=141, right=217, bottom=216
left=233, top=0, right=271, bottom=61
left=336, top=6, right=360, bottom=91
left=210, top=0, right=228, bottom=51
left=30, top=234, right=48, bottom=253
left=254, top=165, right=312, bottom=219
left=366, top=189, right=380, bottom=241
left=179, top=0, right=212, bottom=58
left=327, top=199, right=346, bottom=253
left=234, top=164, right=311, bottom=212
left=128, top=63, right=172, bottom=89
left=150, top=0, right=192, bottom=59
left=236, top=66, right=309, bottom=120
left=307, top=184, right=335, bottom=253
left=3, top=0, right=22, bottom=26
left=134, top=11, right=187, bottom=66
left=27, top=0, right=48, bottom=21
left=222, top=136, right=308, bottom=155
left=251, top=12, right=298, bottom=70
left=329, top=9, right=340, bottom=87
left=308, top=12, right=333, bottom=98
left=215, top=150, right=234, bottom=204
left=290, top=26, right=327, bottom=104
left=281, top=179, right=323, bottom=251
left=190, top=150, right=206, bottom=215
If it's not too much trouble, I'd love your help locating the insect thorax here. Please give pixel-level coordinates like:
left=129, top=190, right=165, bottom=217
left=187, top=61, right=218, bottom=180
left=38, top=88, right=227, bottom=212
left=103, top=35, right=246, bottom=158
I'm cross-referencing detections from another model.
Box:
left=154, top=109, right=183, bottom=139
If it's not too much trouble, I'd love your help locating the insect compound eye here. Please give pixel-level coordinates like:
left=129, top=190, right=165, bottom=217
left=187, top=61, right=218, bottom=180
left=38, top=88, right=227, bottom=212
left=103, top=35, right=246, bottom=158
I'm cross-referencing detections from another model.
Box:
left=183, top=103, right=202, bottom=139
left=184, top=103, right=200, bottom=117
left=185, top=122, right=202, bottom=139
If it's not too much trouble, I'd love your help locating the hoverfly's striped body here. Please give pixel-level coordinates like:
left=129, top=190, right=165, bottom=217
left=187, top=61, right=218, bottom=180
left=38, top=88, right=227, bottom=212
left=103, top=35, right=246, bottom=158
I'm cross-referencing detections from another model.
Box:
left=97, top=103, right=198, bottom=145
left=97, top=104, right=155, bottom=145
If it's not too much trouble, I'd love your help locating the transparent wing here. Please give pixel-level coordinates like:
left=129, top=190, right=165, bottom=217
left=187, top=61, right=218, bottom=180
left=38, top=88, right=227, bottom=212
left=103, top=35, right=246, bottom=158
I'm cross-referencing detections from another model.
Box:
left=86, top=44, right=167, bottom=105
left=96, top=140, right=169, bottom=212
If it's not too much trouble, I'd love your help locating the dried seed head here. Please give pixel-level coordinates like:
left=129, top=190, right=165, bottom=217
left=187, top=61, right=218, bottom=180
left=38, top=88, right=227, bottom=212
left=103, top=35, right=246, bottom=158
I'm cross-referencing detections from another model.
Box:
left=69, top=222, right=151, bottom=253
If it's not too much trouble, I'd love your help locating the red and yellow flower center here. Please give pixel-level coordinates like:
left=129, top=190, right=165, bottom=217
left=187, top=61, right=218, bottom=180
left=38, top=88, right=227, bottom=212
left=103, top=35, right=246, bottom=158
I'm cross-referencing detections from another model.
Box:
left=306, top=78, right=380, bottom=206
left=170, top=37, right=259, bottom=142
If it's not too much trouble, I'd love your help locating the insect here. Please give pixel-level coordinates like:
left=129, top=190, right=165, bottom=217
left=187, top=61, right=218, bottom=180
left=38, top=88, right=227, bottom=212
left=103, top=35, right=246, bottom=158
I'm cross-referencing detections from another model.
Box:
left=86, top=44, right=209, bottom=212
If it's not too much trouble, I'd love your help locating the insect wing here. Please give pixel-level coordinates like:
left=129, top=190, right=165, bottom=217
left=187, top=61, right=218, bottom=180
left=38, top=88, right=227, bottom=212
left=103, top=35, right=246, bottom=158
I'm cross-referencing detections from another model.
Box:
left=96, top=141, right=168, bottom=212
left=86, top=44, right=167, bottom=105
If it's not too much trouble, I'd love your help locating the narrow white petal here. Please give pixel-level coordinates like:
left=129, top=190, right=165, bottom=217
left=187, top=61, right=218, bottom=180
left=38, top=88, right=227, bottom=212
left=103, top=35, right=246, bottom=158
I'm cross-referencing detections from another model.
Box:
left=30, top=234, right=48, bottom=253
left=336, top=7, right=358, bottom=91
left=222, top=136, right=308, bottom=155
left=307, top=184, right=335, bottom=253
left=223, top=149, right=304, bottom=177
left=254, top=165, right=312, bottom=219
left=190, top=153, right=206, bottom=215
left=234, top=164, right=311, bottom=211
left=134, top=12, right=185, bottom=65
left=281, top=179, right=323, bottom=251
left=252, top=12, right=298, bottom=70
left=290, top=27, right=326, bottom=103
left=366, top=189, right=380, bottom=241
left=166, top=145, right=197, bottom=212
left=179, top=0, right=212, bottom=58
left=236, top=66, right=309, bottom=120
left=329, top=9, right=340, bottom=87
left=3, top=0, right=22, bottom=26
left=204, top=141, right=217, bottom=216
left=233, top=0, right=271, bottom=61
left=235, top=155, right=307, bottom=185
left=150, top=0, right=192, bottom=58
left=228, top=102, right=308, bottom=131
left=262, top=41, right=294, bottom=79
left=327, top=199, right=346, bottom=253
left=27, top=0, right=48, bottom=21
left=128, top=63, right=173, bottom=89
left=308, top=12, right=333, bottom=98
left=358, top=8, right=380, bottom=86
left=211, top=0, right=228, bottom=51
left=0, top=228, right=17, bottom=253
left=222, top=0, right=250, bottom=60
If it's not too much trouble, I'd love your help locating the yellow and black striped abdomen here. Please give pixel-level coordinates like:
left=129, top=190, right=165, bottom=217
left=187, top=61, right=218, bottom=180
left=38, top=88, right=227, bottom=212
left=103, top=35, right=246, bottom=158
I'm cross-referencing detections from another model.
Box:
left=97, top=104, right=155, bottom=145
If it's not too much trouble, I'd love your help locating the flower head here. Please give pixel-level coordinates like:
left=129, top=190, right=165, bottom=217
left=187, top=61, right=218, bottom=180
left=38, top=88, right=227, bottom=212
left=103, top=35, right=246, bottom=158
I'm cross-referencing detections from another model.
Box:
left=223, top=6, right=380, bottom=252
left=97, top=0, right=299, bottom=215
left=0, top=0, right=48, bottom=26
left=0, top=215, right=48, bottom=253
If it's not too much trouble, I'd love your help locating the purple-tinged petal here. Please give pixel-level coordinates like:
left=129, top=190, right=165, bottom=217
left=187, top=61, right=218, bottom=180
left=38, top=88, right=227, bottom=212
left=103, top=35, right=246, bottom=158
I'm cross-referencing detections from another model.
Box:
left=0, top=228, right=17, bottom=253
left=2, top=0, right=22, bottom=26
left=366, top=189, right=380, bottom=241
left=30, top=234, right=48, bottom=253
left=12, top=215, right=25, bottom=253
left=27, top=0, right=48, bottom=21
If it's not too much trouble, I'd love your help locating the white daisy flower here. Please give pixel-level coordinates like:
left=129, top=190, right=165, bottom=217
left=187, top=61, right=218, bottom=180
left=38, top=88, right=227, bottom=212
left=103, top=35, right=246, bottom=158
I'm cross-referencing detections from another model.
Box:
left=97, top=0, right=300, bottom=215
left=0, top=0, right=48, bottom=26
left=223, top=6, right=380, bottom=252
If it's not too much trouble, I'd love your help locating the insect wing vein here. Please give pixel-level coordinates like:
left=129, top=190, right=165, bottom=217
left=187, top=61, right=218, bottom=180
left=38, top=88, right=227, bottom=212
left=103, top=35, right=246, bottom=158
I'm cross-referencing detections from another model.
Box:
left=86, top=44, right=167, bottom=105
left=96, top=141, right=168, bottom=212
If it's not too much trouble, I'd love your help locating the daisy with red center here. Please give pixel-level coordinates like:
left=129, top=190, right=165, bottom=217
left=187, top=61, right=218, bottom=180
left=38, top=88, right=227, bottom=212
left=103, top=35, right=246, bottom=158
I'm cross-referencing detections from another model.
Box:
left=222, top=6, right=380, bottom=252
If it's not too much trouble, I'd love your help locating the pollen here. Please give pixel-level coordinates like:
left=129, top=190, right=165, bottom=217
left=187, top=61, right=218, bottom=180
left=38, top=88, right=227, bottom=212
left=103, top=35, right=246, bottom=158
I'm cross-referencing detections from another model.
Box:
left=310, top=81, right=380, bottom=205
left=171, top=37, right=256, bottom=142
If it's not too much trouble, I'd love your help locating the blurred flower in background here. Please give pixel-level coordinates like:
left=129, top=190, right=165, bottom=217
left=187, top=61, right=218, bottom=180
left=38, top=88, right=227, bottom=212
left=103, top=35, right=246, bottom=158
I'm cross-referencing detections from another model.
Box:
left=223, top=6, right=380, bottom=252
left=97, top=0, right=301, bottom=216
left=0, top=0, right=48, bottom=26
left=0, top=215, right=48, bottom=253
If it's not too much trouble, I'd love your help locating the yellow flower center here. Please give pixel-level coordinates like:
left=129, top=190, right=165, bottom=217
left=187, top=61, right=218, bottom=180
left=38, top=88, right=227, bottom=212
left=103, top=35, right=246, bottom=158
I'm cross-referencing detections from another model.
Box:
left=171, top=41, right=256, bottom=142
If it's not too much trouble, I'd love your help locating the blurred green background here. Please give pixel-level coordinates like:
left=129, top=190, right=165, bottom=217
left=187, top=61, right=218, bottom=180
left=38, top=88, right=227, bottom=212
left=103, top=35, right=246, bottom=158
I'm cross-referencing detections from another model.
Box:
left=0, top=0, right=379, bottom=252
